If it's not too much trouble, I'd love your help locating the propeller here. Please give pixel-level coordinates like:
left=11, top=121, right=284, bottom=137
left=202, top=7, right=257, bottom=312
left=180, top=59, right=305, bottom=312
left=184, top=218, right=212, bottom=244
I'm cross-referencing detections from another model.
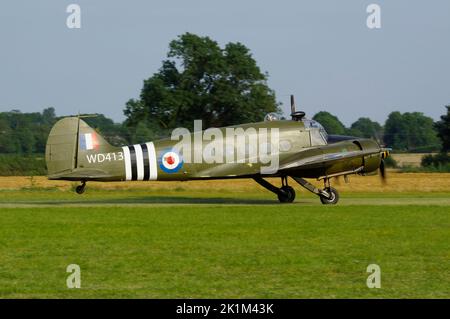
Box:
left=379, top=149, right=390, bottom=184
left=379, top=158, right=386, bottom=183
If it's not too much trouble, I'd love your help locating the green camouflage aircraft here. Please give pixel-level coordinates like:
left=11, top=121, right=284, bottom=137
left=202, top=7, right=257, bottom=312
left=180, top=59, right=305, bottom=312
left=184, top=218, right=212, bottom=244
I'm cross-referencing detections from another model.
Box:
left=45, top=96, right=390, bottom=204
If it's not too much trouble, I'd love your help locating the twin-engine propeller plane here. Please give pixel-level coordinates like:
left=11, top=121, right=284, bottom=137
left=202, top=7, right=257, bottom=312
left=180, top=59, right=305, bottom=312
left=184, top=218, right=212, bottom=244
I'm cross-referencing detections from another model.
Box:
left=45, top=96, right=390, bottom=204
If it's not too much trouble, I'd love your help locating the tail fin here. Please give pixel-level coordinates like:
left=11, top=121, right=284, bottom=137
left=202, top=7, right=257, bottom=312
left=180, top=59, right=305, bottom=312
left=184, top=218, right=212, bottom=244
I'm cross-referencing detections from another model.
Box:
left=45, top=117, right=113, bottom=178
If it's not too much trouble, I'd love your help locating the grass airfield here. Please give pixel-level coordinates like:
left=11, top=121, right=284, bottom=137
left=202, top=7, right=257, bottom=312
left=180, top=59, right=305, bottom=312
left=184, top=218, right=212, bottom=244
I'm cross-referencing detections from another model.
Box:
left=0, top=173, right=449, bottom=298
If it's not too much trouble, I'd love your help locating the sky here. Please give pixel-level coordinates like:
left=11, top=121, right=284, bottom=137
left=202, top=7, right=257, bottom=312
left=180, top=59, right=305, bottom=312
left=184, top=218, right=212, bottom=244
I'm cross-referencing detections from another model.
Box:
left=0, top=0, right=449, bottom=126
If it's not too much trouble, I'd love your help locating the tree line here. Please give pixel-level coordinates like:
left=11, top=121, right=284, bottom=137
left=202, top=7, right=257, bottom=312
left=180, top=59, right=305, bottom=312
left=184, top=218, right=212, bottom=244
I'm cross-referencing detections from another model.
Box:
left=0, top=108, right=127, bottom=154
left=312, top=110, right=443, bottom=153
left=0, top=106, right=446, bottom=154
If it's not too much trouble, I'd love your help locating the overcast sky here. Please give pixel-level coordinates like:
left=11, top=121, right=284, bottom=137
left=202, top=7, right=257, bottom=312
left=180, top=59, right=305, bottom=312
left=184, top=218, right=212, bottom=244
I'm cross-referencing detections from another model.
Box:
left=1, top=0, right=449, bottom=126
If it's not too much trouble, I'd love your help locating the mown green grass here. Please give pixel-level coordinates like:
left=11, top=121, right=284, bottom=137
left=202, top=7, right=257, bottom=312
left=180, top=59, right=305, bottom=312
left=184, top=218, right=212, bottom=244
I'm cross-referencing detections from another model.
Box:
left=0, top=201, right=449, bottom=298
left=0, top=187, right=449, bottom=206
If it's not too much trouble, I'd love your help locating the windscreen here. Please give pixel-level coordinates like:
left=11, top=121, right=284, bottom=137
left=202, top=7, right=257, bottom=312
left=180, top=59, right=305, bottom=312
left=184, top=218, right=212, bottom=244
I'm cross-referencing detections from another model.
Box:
left=302, top=119, right=328, bottom=144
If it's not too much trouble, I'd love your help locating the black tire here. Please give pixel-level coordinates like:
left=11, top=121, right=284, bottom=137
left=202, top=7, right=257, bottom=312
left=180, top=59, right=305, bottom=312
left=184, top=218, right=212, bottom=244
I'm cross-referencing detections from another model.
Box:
left=75, top=185, right=85, bottom=195
left=278, top=186, right=296, bottom=203
left=320, top=187, right=339, bottom=205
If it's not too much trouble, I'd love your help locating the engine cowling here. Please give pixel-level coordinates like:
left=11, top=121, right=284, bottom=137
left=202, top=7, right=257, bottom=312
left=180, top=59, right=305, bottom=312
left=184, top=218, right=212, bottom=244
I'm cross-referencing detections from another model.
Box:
left=353, top=140, right=382, bottom=174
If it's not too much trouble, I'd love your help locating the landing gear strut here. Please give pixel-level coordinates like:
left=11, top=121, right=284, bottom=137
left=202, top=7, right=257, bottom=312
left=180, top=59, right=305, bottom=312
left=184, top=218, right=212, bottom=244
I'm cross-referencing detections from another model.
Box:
left=254, top=176, right=339, bottom=204
left=253, top=176, right=296, bottom=203
left=75, top=181, right=86, bottom=195
left=291, top=176, right=339, bottom=205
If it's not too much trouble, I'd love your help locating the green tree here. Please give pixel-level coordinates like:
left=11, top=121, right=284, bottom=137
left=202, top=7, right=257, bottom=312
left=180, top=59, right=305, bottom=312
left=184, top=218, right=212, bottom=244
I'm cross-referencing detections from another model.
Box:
left=18, top=128, right=35, bottom=154
left=124, top=33, right=279, bottom=137
left=35, top=107, right=57, bottom=152
left=42, top=107, right=56, bottom=124
left=435, top=105, right=450, bottom=152
left=421, top=105, right=450, bottom=171
left=0, top=109, right=58, bottom=153
left=348, top=117, right=383, bottom=139
left=312, top=111, right=346, bottom=135
left=0, top=118, right=19, bottom=153
left=131, top=121, right=157, bottom=144
left=384, top=111, right=440, bottom=152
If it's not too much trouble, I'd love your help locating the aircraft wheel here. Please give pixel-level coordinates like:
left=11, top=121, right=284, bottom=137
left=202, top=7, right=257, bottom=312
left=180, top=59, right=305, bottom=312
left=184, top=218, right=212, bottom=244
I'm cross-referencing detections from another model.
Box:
left=278, top=186, right=296, bottom=203
left=320, top=187, right=339, bottom=205
left=75, top=184, right=86, bottom=195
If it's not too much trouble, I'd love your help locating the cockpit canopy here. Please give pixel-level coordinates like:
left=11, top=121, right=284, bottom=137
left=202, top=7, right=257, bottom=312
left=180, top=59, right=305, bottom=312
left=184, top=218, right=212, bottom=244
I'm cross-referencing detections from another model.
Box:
left=263, top=113, right=328, bottom=145
left=302, top=118, right=328, bottom=145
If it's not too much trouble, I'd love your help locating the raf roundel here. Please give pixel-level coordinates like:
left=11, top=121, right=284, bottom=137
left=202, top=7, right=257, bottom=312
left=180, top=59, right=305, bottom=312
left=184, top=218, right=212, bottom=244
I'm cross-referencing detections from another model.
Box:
left=160, top=150, right=183, bottom=173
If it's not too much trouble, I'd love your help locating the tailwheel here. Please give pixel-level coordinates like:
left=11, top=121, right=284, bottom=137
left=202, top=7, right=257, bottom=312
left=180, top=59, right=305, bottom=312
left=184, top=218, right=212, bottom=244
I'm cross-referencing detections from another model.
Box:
left=319, top=187, right=339, bottom=205
left=75, top=182, right=86, bottom=195
left=278, top=186, right=296, bottom=203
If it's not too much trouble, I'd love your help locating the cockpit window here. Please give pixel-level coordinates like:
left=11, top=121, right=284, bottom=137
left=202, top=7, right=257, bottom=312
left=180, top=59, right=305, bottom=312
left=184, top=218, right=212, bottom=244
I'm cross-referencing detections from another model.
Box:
left=310, top=129, right=327, bottom=146
left=302, top=118, right=328, bottom=144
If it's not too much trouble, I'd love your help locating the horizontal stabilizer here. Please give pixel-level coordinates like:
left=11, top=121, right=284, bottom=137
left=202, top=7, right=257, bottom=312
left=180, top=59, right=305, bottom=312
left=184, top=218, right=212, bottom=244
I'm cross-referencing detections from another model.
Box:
left=48, top=168, right=115, bottom=181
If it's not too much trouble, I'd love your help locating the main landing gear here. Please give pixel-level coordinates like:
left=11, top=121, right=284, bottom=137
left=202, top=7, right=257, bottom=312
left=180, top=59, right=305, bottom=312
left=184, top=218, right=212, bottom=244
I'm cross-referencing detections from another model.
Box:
left=253, top=176, right=295, bottom=203
left=291, top=176, right=339, bottom=205
left=254, top=176, right=339, bottom=205
left=75, top=181, right=86, bottom=195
